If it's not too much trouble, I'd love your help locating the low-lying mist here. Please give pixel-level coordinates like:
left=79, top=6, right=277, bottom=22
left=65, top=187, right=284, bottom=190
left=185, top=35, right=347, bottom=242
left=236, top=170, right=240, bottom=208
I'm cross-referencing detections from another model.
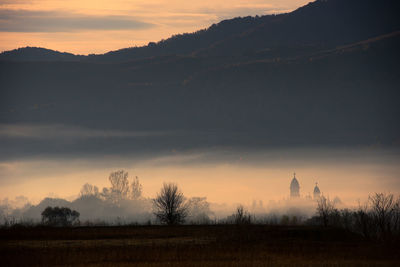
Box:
left=1, top=146, right=399, bottom=224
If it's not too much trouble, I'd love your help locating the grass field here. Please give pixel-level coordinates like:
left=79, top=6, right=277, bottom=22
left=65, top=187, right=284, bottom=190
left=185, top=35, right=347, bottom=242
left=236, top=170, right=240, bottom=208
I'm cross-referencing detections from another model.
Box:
left=1, top=225, right=399, bottom=266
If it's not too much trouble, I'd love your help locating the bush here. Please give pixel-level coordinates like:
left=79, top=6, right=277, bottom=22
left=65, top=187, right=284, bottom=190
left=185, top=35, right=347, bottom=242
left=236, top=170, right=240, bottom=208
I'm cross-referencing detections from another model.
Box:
left=41, top=206, right=80, bottom=226
left=233, top=205, right=252, bottom=225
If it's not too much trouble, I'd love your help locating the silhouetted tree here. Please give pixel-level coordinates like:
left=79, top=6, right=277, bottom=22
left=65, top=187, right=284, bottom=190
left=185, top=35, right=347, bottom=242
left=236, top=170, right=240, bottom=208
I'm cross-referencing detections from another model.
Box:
left=41, top=206, right=80, bottom=226
left=353, top=201, right=374, bottom=239
left=233, top=205, right=252, bottom=225
left=393, top=196, right=400, bottom=236
left=130, top=176, right=142, bottom=200
left=100, top=170, right=143, bottom=203
left=80, top=183, right=99, bottom=197
left=317, top=196, right=335, bottom=227
left=340, top=208, right=353, bottom=231
left=153, top=183, right=187, bottom=225
left=187, top=197, right=213, bottom=224
left=100, top=170, right=129, bottom=203
left=109, top=170, right=129, bottom=197
left=369, top=193, right=396, bottom=239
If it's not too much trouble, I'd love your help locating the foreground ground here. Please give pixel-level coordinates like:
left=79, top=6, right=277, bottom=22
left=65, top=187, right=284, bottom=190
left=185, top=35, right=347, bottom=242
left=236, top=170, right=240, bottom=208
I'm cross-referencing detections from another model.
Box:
left=1, top=225, right=399, bottom=266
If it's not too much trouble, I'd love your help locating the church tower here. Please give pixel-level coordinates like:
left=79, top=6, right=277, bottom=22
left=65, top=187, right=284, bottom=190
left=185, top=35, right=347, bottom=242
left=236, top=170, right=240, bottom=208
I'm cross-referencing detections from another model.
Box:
left=313, top=182, right=321, bottom=200
left=290, top=172, right=300, bottom=198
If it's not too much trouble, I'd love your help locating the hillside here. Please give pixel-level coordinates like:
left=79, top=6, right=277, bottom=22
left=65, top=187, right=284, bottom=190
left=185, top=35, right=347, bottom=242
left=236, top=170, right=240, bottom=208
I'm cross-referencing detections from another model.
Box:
left=0, top=47, right=81, bottom=62
left=0, top=0, right=399, bottom=158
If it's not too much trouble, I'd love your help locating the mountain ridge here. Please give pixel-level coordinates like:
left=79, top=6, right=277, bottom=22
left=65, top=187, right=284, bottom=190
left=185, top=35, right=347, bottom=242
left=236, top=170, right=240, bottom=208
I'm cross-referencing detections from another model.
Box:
left=0, top=0, right=399, bottom=154
left=2, top=0, right=399, bottom=63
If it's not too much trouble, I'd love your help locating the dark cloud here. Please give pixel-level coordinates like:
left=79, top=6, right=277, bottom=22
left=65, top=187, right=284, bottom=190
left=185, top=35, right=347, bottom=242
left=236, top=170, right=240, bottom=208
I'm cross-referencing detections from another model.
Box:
left=0, top=123, right=171, bottom=139
left=0, top=9, right=154, bottom=32
left=1, top=123, right=399, bottom=165
left=0, top=0, right=32, bottom=5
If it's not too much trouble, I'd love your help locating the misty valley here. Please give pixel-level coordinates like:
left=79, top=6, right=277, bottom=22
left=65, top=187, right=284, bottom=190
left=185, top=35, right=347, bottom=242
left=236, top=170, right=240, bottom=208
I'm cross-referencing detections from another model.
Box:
left=1, top=0, right=400, bottom=266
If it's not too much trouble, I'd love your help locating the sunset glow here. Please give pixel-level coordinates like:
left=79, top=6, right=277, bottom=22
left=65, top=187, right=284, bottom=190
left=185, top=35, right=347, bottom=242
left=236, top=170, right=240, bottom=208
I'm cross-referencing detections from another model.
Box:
left=1, top=1, right=400, bottom=264
left=1, top=148, right=399, bottom=207
left=0, top=0, right=310, bottom=54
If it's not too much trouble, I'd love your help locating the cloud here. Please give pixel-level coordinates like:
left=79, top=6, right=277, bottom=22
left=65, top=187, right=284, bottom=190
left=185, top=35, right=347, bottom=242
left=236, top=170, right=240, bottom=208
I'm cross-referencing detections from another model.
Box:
left=194, top=5, right=289, bottom=23
left=0, top=0, right=32, bottom=5
left=0, top=123, right=169, bottom=139
left=0, top=9, right=154, bottom=32
left=123, top=4, right=291, bottom=29
left=193, top=5, right=287, bottom=17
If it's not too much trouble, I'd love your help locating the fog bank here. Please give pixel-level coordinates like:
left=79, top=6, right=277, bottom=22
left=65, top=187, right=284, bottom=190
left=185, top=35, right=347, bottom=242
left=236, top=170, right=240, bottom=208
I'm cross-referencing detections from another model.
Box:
left=1, top=147, right=399, bottom=207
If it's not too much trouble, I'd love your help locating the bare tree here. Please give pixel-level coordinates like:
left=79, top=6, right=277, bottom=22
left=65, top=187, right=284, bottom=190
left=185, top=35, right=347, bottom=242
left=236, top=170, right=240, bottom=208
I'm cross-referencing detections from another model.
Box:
left=369, top=193, right=396, bottom=238
left=153, top=183, right=188, bottom=225
left=107, top=170, right=130, bottom=203
left=109, top=170, right=129, bottom=196
left=99, top=170, right=142, bottom=203
left=393, top=196, right=400, bottom=236
left=340, top=208, right=353, bottom=231
left=79, top=183, right=99, bottom=197
left=130, top=176, right=142, bottom=200
left=100, top=187, right=111, bottom=201
left=354, top=201, right=374, bottom=239
left=187, top=197, right=213, bottom=224
left=233, top=205, right=252, bottom=225
left=316, top=195, right=335, bottom=227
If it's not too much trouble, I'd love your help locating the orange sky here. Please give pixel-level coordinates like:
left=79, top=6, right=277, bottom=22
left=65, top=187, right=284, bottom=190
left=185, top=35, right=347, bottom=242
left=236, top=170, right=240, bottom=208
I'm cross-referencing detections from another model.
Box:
left=0, top=0, right=310, bottom=54
left=1, top=148, right=399, bottom=206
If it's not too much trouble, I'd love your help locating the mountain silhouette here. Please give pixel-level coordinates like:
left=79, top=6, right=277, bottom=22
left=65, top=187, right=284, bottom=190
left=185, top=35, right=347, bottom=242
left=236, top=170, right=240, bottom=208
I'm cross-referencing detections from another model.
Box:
left=0, top=0, right=399, bottom=158
left=0, top=47, right=81, bottom=62
left=1, top=0, right=399, bottom=63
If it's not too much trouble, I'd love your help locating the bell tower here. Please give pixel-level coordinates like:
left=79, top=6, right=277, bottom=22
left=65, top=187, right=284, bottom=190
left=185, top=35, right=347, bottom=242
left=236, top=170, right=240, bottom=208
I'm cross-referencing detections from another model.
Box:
left=290, top=172, right=300, bottom=198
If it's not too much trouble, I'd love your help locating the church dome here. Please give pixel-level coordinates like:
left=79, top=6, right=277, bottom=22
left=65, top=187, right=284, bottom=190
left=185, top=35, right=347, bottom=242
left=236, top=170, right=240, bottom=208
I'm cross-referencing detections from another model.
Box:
left=314, top=185, right=320, bottom=194
left=290, top=178, right=300, bottom=190
left=313, top=182, right=321, bottom=199
left=290, top=173, right=300, bottom=198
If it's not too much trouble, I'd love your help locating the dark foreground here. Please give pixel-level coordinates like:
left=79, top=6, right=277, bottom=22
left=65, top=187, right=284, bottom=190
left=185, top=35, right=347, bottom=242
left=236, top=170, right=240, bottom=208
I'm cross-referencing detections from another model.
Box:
left=1, top=225, right=399, bottom=266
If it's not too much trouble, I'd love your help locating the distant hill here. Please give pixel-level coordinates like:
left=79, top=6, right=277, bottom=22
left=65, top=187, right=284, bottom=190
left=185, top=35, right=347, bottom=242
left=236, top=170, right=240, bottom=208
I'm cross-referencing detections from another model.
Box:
left=0, top=47, right=81, bottom=62
left=195, top=0, right=400, bottom=58
left=0, top=0, right=399, bottom=157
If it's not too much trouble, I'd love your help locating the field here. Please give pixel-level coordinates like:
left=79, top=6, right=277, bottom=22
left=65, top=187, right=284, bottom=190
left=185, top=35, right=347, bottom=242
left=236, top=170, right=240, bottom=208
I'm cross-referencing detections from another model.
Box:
left=1, top=225, right=399, bottom=266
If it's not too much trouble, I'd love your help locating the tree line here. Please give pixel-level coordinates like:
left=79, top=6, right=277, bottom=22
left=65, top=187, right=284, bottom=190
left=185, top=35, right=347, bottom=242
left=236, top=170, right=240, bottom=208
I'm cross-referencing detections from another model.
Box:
left=39, top=170, right=213, bottom=226
left=313, top=193, right=400, bottom=241
left=3, top=169, right=400, bottom=242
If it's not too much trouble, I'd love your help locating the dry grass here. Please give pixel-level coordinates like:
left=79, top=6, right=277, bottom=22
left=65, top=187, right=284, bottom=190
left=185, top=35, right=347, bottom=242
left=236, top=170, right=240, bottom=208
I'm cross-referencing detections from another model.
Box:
left=1, top=225, right=399, bottom=266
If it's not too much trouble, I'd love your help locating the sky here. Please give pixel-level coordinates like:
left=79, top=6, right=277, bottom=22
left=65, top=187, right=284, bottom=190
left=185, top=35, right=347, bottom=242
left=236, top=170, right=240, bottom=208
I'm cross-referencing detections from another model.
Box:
left=0, top=0, right=310, bottom=54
